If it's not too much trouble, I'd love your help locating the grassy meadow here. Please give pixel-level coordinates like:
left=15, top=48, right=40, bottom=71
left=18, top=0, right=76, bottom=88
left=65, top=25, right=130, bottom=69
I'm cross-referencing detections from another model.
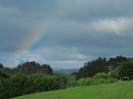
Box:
left=13, top=81, right=133, bottom=99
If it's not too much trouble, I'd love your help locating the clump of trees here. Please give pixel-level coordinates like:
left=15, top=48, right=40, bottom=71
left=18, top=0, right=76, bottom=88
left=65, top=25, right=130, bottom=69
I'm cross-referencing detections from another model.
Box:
left=76, top=56, right=129, bottom=80
left=75, top=56, right=133, bottom=87
left=17, top=61, right=53, bottom=75
left=0, top=65, right=16, bottom=79
left=0, top=61, right=67, bottom=99
left=118, top=60, right=133, bottom=80
left=0, top=74, right=62, bottom=99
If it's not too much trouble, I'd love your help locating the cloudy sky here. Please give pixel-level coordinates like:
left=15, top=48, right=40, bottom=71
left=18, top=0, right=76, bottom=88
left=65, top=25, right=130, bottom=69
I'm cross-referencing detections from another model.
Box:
left=0, top=0, right=133, bottom=69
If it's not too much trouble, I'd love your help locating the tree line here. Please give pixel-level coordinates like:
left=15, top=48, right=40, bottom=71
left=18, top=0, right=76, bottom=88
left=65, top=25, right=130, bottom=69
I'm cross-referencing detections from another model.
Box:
left=17, top=61, right=53, bottom=75
left=76, top=56, right=133, bottom=80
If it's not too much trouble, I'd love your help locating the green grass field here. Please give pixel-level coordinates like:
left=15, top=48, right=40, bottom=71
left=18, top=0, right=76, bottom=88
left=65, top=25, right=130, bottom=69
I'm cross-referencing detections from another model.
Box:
left=13, top=81, right=133, bottom=99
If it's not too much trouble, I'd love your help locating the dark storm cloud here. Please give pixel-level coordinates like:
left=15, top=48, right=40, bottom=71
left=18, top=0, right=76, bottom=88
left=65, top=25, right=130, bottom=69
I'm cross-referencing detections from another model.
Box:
left=0, top=0, right=133, bottom=68
left=0, top=0, right=58, bottom=51
left=57, top=0, right=133, bottom=21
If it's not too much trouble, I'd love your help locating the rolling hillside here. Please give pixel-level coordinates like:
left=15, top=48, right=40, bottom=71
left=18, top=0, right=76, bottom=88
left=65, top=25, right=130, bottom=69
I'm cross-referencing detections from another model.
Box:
left=13, top=81, right=133, bottom=99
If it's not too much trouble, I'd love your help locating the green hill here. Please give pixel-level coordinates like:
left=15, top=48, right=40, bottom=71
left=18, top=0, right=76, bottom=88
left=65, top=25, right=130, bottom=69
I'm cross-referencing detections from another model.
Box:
left=13, top=81, right=133, bottom=99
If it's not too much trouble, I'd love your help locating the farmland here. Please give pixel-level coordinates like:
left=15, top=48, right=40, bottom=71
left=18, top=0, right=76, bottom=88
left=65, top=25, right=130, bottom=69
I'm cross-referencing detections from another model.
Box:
left=13, top=81, right=133, bottom=99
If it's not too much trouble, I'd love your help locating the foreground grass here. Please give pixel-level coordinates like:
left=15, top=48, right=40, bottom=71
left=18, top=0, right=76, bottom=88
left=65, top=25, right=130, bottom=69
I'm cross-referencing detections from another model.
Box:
left=13, top=81, right=133, bottom=99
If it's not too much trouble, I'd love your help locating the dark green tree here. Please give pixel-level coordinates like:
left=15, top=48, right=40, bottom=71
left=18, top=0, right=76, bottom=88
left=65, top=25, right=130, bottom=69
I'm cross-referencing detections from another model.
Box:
left=57, top=76, right=67, bottom=88
left=119, top=60, right=133, bottom=79
left=0, top=63, right=4, bottom=68
left=41, top=64, right=53, bottom=74
left=0, top=78, right=10, bottom=99
left=9, top=74, right=28, bottom=98
left=108, top=56, right=128, bottom=70
left=17, top=61, right=53, bottom=75
left=76, top=56, right=129, bottom=80
left=76, top=57, right=107, bottom=80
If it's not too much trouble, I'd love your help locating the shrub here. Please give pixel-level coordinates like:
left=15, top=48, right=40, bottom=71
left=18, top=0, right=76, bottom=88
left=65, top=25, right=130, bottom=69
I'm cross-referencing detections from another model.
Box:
left=92, top=78, right=107, bottom=85
left=109, top=68, right=119, bottom=79
left=107, top=77, right=118, bottom=83
left=56, top=76, right=67, bottom=88
left=75, top=72, right=118, bottom=86
left=93, top=72, right=109, bottom=79
left=0, top=78, right=10, bottom=99
left=28, top=74, right=61, bottom=92
left=0, top=74, right=62, bottom=99
left=85, top=78, right=93, bottom=85
left=77, top=78, right=86, bottom=86
left=72, top=81, right=78, bottom=87
left=118, top=60, right=133, bottom=79
left=9, top=74, right=28, bottom=98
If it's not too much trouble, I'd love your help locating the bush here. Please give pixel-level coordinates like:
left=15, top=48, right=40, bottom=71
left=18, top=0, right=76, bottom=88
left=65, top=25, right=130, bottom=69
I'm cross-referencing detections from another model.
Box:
left=93, top=72, right=109, bottom=79
left=107, top=77, right=118, bottom=83
left=92, top=78, right=107, bottom=85
left=109, top=68, right=119, bottom=79
left=0, top=74, right=62, bottom=99
left=0, top=78, right=10, bottom=99
left=77, top=78, right=86, bottom=86
left=27, top=74, right=61, bottom=92
left=72, top=81, right=78, bottom=87
left=119, top=60, right=133, bottom=79
left=85, top=78, right=93, bottom=85
left=75, top=72, right=118, bottom=86
left=56, top=76, right=67, bottom=88
left=9, top=74, right=28, bottom=98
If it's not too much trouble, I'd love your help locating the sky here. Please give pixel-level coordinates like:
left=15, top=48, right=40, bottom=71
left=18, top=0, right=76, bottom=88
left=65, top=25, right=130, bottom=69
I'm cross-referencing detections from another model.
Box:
left=0, top=0, right=133, bottom=69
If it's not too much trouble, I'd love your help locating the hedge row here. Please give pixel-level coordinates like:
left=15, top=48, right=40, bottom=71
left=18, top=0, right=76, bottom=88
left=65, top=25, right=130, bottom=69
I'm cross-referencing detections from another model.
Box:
left=0, top=74, right=62, bottom=99
left=73, top=73, right=118, bottom=86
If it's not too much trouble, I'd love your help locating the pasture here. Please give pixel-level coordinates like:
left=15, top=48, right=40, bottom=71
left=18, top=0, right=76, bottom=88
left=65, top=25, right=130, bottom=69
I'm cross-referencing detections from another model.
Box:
left=13, top=81, right=133, bottom=99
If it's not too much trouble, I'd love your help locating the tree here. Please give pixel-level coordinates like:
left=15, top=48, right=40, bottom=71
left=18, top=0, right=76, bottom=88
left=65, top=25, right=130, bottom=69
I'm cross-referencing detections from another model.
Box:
left=76, top=56, right=129, bottom=80
left=17, top=61, right=53, bottom=75
left=119, top=60, right=133, bottom=79
left=76, top=57, right=107, bottom=80
left=110, top=67, right=119, bottom=79
left=9, top=74, right=28, bottom=98
left=108, top=56, right=128, bottom=70
left=41, top=64, right=53, bottom=74
left=0, top=78, right=10, bottom=99
left=0, top=63, right=4, bottom=69
left=56, top=76, right=67, bottom=88
left=0, top=67, right=15, bottom=78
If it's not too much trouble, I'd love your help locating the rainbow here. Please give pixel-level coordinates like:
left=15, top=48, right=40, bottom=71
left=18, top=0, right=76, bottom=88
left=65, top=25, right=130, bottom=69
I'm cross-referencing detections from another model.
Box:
left=17, top=19, right=56, bottom=63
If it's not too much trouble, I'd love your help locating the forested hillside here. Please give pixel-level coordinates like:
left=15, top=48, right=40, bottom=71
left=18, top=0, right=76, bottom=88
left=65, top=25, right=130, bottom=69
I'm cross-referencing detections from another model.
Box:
left=76, top=56, right=130, bottom=80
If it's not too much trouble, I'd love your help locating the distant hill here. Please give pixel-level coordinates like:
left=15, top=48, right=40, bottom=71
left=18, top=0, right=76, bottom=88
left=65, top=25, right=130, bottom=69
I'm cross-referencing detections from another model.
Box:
left=53, top=68, right=79, bottom=74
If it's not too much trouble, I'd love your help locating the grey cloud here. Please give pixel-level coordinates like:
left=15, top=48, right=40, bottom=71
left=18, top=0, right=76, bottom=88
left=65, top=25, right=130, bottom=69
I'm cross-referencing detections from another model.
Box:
left=40, top=19, right=133, bottom=48
left=58, top=0, right=133, bottom=22
left=0, top=0, right=133, bottom=68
